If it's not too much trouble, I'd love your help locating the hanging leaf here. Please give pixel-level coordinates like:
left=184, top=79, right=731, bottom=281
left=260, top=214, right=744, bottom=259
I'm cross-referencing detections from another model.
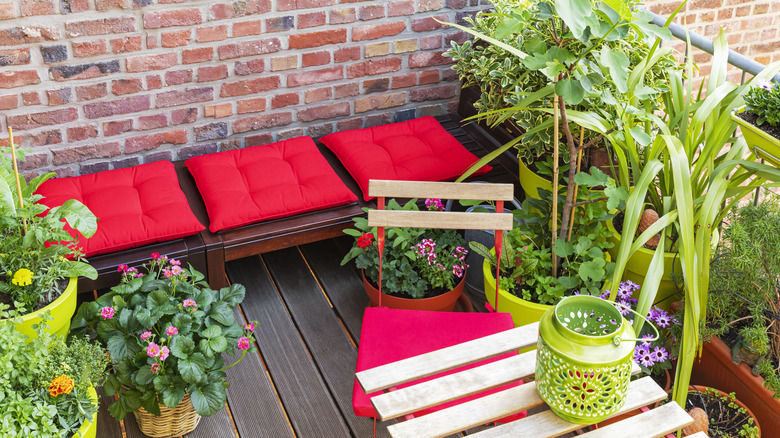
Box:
left=555, top=78, right=585, bottom=105
left=601, top=47, right=630, bottom=93
left=555, top=0, right=593, bottom=41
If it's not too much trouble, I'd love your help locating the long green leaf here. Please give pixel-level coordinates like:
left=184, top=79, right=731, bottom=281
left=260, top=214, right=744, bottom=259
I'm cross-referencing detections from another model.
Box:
left=440, top=20, right=528, bottom=59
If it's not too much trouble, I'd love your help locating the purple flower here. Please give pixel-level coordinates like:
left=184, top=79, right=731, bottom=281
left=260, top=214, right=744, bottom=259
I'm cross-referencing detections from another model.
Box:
left=653, top=309, right=671, bottom=329
left=640, top=334, right=655, bottom=347
left=651, top=346, right=669, bottom=364
left=616, top=282, right=634, bottom=300
left=638, top=350, right=655, bottom=368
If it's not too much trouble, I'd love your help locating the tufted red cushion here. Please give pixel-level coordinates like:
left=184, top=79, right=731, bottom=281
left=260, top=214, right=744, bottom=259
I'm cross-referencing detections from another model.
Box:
left=185, top=136, right=358, bottom=233
left=36, top=161, right=205, bottom=257
left=319, top=116, right=492, bottom=201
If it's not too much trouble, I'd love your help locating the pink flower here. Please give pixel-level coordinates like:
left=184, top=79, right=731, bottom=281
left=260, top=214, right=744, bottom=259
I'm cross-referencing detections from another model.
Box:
left=151, top=363, right=160, bottom=374
left=100, top=306, right=115, bottom=320
left=183, top=298, right=197, bottom=308
left=147, top=342, right=160, bottom=358
left=237, top=337, right=251, bottom=350
left=140, top=331, right=152, bottom=340
left=170, top=259, right=181, bottom=266
left=244, top=322, right=256, bottom=331
left=159, top=346, right=170, bottom=361
left=151, top=253, right=161, bottom=259
left=163, top=269, right=173, bottom=278
left=166, top=326, right=178, bottom=336
left=117, top=264, right=128, bottom=273
left=171, top=265, right=183, bottom=276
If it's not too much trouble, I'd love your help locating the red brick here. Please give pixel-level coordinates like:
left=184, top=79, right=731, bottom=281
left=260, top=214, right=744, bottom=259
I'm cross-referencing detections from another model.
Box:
left=182, top=47, right=213, bottom=64
left=218, top=38, right=281, bottom=60
left=287, top=66, right=343, bottom=87
left=7, top=108, right=78, bottom=130
left=210, top=0, right=271, bottom=20
left=355, top=92, right=405, bottom=113
left=0, top=26, right=59, bottom=45
left=410, top=84, right=457, bottom=101
left=147, top=34, right=158, bottom=49
left=84, top=95, right=150, bottom=118
left=62, top=0, right=90, bottom=12
left=0, top=93, right=17, bottom=110
left=146, top=75, right=162, bottom=89
left=67, top=125, right=98, bottom=141
left=73, top=40, right=108, bottom=57
left=330, top=8, right=356, bottom=24
left=47, top=88, right=72, bottom=105
left=156, top=87, right=213, bottom=108
left=305, top=87, right=331, bottom=103
left=65, top=16, right=135, bottom=37
left=0, top=48, right=31, bottom=65
left=194, top=122, right=228, bottom=141
left=165, top=69, right=193, bottom=85
left=171, top=108, right=197, bottom=124
left=334, top=83, right=359, bottom=98
left=233, top=112, right=293, bottom=133
left=233, top=20, right=262, bottom=37
left=125, top=130, right=187, bottom=153
left=138, top=114, right=168, bottom=130
left=197, top=25, right=228, bottom=42
left=110, top=35, right=142, bottom=53
left=299, top=12, right=326, bottom=28
left=266, top=16, right=294, bottom=32
left=235, top=59, right=265, bottom=75
left=359, top=4, right=385, bottom=20
left=237, top=97, right=266, bottom=114
left=412, top=14, right=448, bottom=32
left=127, top=53, right=177, bottom=72
left=363, top=78, right=389, bottom=93
left=302, top=51, right=330, bottom=67
left=246, top=133, right=273, bottom=147
left=49, top=60, right=120, bottom=82
left=271, top=92, right=299, bottom=109
left=337, top=117, right=363, bottom=131
left=289, top=29, right=346, bottom=49
left=22, top=91, right=40, bottom=105
left=220, top=76, right=280, bottom=97
left=95, top=0, right=130, bottom=11
left=335, top=47, right=361, bottom=62
left=144, top=8, right=202, bottom=29
left=198, top=65, right=228, bottom=82
left=388, top=0, right=414, bottom=16
left=420, top=34, right=441, bottom=50
left=0, top=2, right=15, bottom=20
left=347, top=57, right=402, bottom=78
left=162, top=29, right=191, bottom=47
left=365, top=113, right=392, bottom=127
left=418, top=0, right=442, bottom=11
left=409, top=51, right=451, bottom=68
left=76, top=83, right=108, bottom=101
left=298, top=102, right=350, bottom=122
left=419, top=69, right=439, bottom=85
left=20, top=0, right=55, bottom=16
left=392, top=72, right=416, bottom=88
left=204, top=103, right=232, bottom=118
left=353, top=21, right=405, bottom=41
left=0, top=70, right=39, bottom=89
left=104, top=119, right=133, bottom=136
left=29, top=130, right=63, bottom=147
left=52, top=142, right=121, bottom=165
left=278, top=0, right=336, bottom=11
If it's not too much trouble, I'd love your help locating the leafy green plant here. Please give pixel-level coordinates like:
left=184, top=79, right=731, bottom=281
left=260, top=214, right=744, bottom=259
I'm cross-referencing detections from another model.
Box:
left=341, top=199, right=469, bottom=298
left=686, top=387, right=759, bottom=438
left=0, top=306, right=108, bottom=437
left=0, top=145, right=98, bottom=314
left=70, top=254, right=256, bottom=420
left=742, top=79, right=780, bottom=128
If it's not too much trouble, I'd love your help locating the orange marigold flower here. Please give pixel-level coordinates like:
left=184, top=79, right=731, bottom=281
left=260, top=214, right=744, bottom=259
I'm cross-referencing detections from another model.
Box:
left=48, top=375, right=75, bottom=397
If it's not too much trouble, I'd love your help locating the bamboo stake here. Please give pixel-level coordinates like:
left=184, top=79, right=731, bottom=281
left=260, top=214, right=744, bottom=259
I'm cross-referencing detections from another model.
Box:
left=551, top=89, right=559, bottom=277
left=566, top=127, right=585, bottom=241
left=7, top=127, right=27, bottom=233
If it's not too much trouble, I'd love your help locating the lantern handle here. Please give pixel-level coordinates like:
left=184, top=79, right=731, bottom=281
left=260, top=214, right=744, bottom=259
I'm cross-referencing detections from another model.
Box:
left=611, top=302, right=659, bottom=347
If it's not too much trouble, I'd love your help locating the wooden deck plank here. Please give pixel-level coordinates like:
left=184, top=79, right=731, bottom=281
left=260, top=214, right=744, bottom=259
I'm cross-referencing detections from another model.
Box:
left=300, top=237, right=367, bottom=343
left=226, top=256, right=352, bottom=438
left=262, top=247, right=389, bottom=438
left=95, top=388, right=124, bottom=438
left=578, top=402, right=693, bottom=438
left=185, top=407, right=237, bottom=438
left=222, top=307, right=296, bottom=438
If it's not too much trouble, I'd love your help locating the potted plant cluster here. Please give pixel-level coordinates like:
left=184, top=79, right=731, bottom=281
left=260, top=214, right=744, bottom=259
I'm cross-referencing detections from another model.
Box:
left=732, top=79, right=780, bottom=167
left=0, top=139, right=98, bottom=339
left=71, top=254, right=256, bottom=437
left=0, top=306, right=108, bottom=438
left=341, top=198, right=470, bottom=312
left=683, top=386, right=760, bottom=437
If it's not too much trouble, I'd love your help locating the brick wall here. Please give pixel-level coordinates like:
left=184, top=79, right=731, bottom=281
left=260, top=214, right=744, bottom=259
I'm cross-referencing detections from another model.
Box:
left=0, top=0, right=485, bottom=176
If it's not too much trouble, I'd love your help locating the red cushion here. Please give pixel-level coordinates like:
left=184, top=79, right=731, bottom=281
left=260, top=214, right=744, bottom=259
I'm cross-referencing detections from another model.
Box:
left=36, top=161, right=205, bottom=257
left=319, top=116, right=492, bottom=201
left=353, top=307, right=526, bottom=420
left=185, top=136, right=358, bottom=233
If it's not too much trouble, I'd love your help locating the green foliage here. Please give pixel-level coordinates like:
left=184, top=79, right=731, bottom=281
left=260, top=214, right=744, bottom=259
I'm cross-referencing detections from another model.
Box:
left=743, top=79, right=780, bottom=127
left=0, top=306, right=107, bottom=437
left=70, top=255, right=257, bottom=419
left=686, top=388, right=759, bottom=438
left=0, top=146, right=98, bottom=314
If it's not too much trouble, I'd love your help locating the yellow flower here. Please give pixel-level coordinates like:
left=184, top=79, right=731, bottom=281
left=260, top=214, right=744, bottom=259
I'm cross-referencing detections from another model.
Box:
left=48, top=375, right=74, bottom=397
left=11, top=268, right=33, bottom=286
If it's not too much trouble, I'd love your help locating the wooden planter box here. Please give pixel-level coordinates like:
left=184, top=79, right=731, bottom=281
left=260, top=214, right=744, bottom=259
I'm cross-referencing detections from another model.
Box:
left=691, top=335, right=780, bottom=429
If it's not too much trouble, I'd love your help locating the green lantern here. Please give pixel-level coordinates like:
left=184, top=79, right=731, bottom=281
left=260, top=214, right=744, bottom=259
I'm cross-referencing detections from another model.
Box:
left=535, top=295, right=657, bottom=424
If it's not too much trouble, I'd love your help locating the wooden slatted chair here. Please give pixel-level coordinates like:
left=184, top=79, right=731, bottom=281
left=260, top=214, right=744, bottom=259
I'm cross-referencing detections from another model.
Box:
left=352, top=179, right=522, bottom=434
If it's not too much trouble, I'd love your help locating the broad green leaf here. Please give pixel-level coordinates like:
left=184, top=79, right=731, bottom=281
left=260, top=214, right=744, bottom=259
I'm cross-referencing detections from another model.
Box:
left=207, top=302, right=236, bottom=326
left=495, top=17, right=523, bottom=39
left=133, top=364, right=156, bottom=386
left=601, top=47, right=630, bottom=93
left=208, top=336, right=228, bottom=353
left=342, top=228, right=362, bottom=237
left=0, top=176, right=15, bottom=215
left=555, top=79, right=585, bottom=105
left=103, top=375, right=121, bottom=396
left=147, top=290, right=169, bottom=308
left=54, top=199, right=98, bottom=238
left=135, top=308, right=153, bottom=329
left=202, top=324, right=222, bottom=338
left=170, top=335, right=196, bottom=359
left=161, top=387, right=186, bottom=409
left=629, top=127, right=651, bottom=146
left=107, top=334, right=134, bottom=361
left=574, top=167, right=609, bottom=187
left=178, top=353, right=207, bottom=384
left=552, top=239, right=574, bottom=258
left=218, top=284, right=245, bottom=307
left=189, top=381, right=227, bottom=417
left=579, top=259, right=606, bottom=282
left=555, top=0, right=592, bottom=41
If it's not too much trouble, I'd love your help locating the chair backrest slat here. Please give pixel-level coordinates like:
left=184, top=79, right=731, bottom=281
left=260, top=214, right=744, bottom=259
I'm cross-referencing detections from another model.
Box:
left=368, top=180, right=514, bottom=201
left=368, top=210, right=513, bottom=231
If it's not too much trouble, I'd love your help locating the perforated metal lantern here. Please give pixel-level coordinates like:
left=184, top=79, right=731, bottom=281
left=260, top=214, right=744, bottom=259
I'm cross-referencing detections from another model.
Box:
left=535, top=295, right=655, bottom=424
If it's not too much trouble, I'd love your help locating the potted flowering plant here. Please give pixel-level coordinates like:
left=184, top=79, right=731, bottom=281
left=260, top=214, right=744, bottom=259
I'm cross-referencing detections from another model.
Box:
left=71, top=254, right=256, bottom=437
left=341, top=198, right=469, bottom=311
left=732, top=79, right=780, bottom=167
left=0, top=305, right=108, bottom=437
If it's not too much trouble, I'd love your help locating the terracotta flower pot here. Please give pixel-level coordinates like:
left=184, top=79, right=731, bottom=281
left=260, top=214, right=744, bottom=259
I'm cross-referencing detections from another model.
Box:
left=361, top=270, right=464, bottom=312
left=687, top=385, right=761, bottom=437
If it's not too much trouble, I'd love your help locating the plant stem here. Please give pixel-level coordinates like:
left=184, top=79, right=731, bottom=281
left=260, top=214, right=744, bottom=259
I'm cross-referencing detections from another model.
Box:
left=219, top=349, right=247, bottom=372
left=551, top=88, right=560, bottom=277
left=567, top=128, right=585, bottom=241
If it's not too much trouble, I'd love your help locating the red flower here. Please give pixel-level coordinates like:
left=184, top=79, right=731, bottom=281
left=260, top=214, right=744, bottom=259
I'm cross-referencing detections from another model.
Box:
left=357, top=233, right=374, bottom=249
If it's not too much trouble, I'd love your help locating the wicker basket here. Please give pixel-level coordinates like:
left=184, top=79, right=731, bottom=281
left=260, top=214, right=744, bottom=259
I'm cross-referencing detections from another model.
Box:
left=132, top=394, right=202, bottom=438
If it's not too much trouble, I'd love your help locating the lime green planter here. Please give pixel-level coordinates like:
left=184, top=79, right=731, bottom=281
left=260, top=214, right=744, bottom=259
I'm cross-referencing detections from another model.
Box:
left=13, top=277, right=77, bottom=340
left=74, top=386, right=98, bottom=438
left=518, top=158, right=551, bottom=200
left=483, top=258, right=552, bottom=329
left=732, top=108, right=780, bottom=168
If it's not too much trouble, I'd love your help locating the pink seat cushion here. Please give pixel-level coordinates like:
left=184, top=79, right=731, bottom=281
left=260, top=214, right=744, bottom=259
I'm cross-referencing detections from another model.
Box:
left=36, top=161, right=205, bottom=257
left=185, top=136, right=358, bottom=233
left=353, top=307, right=526, bottom=420
left=319, top=116, right=492, bottom=201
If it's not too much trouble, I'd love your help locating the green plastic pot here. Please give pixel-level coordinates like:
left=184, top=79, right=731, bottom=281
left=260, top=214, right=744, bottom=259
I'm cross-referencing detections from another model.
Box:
left=732, top=108, right=780, bottom=168
left=518, top=158, right=551, bottom=200
left=13, top=277, right=77, bottom=340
